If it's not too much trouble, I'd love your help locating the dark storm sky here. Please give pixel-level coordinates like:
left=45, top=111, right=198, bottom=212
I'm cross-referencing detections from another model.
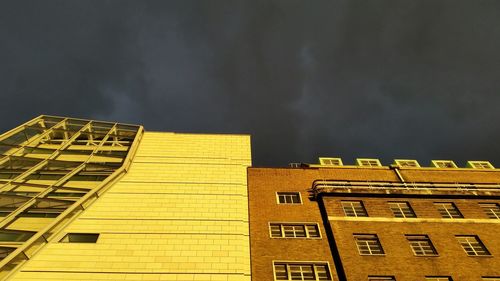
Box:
left=1, top=1, right=500, bottom=167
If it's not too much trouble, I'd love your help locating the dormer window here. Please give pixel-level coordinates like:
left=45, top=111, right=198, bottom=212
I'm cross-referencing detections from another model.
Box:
left=467, top=161, right=494, bottom=169
left=356, top=158, right=382, bottom=167
left=431, top=160, right=457, bottom=168
left=319, top=157, right=343, bottom=166
left=394, top=159, right=420, bottom=168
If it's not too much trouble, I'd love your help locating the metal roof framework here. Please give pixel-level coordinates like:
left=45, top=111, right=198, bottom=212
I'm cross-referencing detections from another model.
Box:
left=0, top=115, right=143, bottom=279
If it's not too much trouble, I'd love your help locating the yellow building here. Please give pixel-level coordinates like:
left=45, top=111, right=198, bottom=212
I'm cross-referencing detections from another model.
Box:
left=0, top=116, right=252, bottom=281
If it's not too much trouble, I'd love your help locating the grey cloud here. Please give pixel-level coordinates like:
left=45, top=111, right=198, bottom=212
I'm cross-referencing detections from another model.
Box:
left=1, top=1, right=500, bottom=167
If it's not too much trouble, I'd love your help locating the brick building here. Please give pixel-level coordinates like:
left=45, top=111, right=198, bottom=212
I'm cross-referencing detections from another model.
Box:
left=1, top=116, right=499, bottom=281
left=248, top=158, right=500, bottom=281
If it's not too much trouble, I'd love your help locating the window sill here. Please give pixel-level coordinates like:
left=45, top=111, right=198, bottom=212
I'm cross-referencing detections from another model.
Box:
left=465, top=255, right=494, bottom=258
left=270, top=237, right=323, bottom=240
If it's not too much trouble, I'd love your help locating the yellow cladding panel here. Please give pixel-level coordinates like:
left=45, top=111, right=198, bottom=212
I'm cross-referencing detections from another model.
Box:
left=65, top=219, right=250, bottom=235
left=19, top=180, right=99, bottom=190
left=124, top=162, right=247, bottom=185
left=79, top=193, right=248, bottom=220
left=11, top=272, right=251, bottom=281
left=135, top=132, right=251, bottom=161
left=109, top=182, right=248, bottom=196
left=9, top=132, right=252, bottom=281
left=24, top=234, right=250, bottom=273
left=6, top=218, right=55, bottom=232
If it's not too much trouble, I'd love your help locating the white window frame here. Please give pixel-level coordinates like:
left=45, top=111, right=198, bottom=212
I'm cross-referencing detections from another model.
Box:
left=467, top=161, right=494, bottom=169
left=394, top=159, right=420, bottom=168
left=341, top=201, right=368, bottom=217
left=269, top=222, right=322, bottom=239
left=388, top=202, right=416, bottom=218
left=456, top=235, right=490, bottom=256
left=354, top=234, right=384, bottom=255
left=273, top=261, right=332, bottom=281
left=276, top=192, right=302, bottom=205
left=479, top=203, right=500, bottom=219
left=406, top=235, right=438, bottom=256
left=431, top=160, right=457, bottom=168
left=368, top=277, right=396, bottom=281
left=356, top=158, right=382, bottom=167
left=425, top=277, right=453, bottom=281
left=434, top=202, right=463, bottom=219
left=319, top=157, right=343, bottom=166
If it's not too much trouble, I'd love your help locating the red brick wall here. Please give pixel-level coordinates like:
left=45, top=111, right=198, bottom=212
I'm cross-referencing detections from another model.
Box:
left=325, top=196, right=500, bottom=281
left=248, top=167, right=500, bottom=281
left=248, top=168, right=338, bottom=281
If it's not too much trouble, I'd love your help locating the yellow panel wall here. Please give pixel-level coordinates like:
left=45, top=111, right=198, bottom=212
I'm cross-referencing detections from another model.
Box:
left=6, top=218, right=55, bottom=232
left=9, top=132, right=252, bottom=281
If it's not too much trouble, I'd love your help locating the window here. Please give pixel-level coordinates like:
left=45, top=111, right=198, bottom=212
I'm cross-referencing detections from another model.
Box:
left=479, top=203, right=500, bottom=219
left=468, top=161, right=494, bottom=169
left=0, top=208, right=63, bottom=218
left=406, top=235, right=438, bottom=256
left=368, top=277, right=396, bottom=281
left=388, top=202, right=416, bottom=218
left=277, top=192, right=302, bottom=204
left=270, top=223, right=321, bottom=238
left=0, top=247, right=15, bottom=259
left=21, top=209, right=63, bottom=218
left=394, top=159, right=420, bottom=168
left=274, top=262, right=331, bottom=280
left=425, top=277, right=453, bottom=281
left=434, top=202, right=463, bottom=218
left=456, top=235, right=490, bottom=256
left=0, top=230, right=35, bottom=242
left=60, top=233, right=99, bottom=243
left=354, top=234, right=384, bottom=255
left=357, top=158, right=382, bottom=167
left=431, top=160, right=457, bottom=168
left=342, top=201, right=368, bottom=217
left=319, top=157, right=343, bottom=166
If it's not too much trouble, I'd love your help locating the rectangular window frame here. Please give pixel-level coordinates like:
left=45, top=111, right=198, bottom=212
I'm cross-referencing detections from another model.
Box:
left=60, top=233, right=100, bottom=243
left=356, top=158, right=382, bottom=167
left=276, top=192, right=302, bottom=205
left=456, top=235, right=491, bottom=256
left=319, top=157, right=343, bottom=166
left=394, top=159, right=420, bottom=168
left=269, top=222, right=322, bottom=239
left=425, top=277, right=453, bottom=281
left=467, top=161, right=494, bottom=169
left=341, top=200, right=368, bottom=217
left=273, top=261, right=333, bottom=281
left=354, top=234, right=385, bottom=256
left=406, top=235, right=438, bottom=256
left=431, top=160, right=458, bottom=168
left=479, top=203, right=500, bottom=219
left=388, top=201, right=417, bottom=218
left=434, top=202, right=463, bottom=219
left=368, top=276, right=396, bottom=281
